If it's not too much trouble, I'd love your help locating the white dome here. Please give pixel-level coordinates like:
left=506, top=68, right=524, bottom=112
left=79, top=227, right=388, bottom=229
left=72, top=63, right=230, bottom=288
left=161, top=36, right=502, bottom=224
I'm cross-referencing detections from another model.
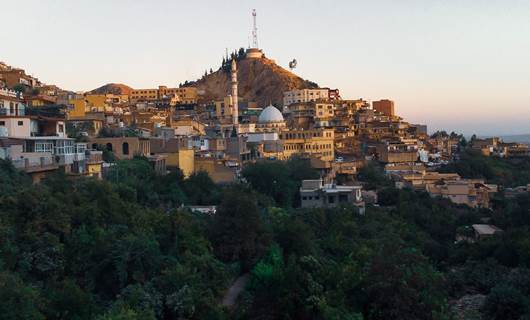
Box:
left=258, top=105, right=284, bottom=123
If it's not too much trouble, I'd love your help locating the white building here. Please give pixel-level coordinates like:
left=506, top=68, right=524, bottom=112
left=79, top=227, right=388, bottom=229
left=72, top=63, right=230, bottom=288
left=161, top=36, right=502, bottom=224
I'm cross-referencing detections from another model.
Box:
left=283, top=88, right=330, bottom=107
left=300, top=179, right=364, bottom=213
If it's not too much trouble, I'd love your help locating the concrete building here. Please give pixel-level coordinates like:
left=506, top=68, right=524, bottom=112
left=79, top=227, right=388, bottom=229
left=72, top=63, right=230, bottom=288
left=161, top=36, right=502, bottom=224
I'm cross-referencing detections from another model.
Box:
left=283, top=88, right=329, bottom=106
left=376, top=141, right=418, bottom=163
left=472, top=224, right=503, bottom=241
left=130, top=86, right=198, bottom=104
left=89, top=137, right=150, bottom=160
left=300, top=179, right=364, bottom=213
left=373, top=99, right=395, bottom=117
left=426, top=179, right=497, bottom=209
left=279, top=128, right=335, bottom=161
left=149, top=137, right=195, bottom=177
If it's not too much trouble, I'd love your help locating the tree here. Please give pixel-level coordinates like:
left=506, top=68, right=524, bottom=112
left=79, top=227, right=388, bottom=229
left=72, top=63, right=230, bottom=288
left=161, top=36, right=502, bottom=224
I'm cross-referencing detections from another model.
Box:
left=210, top=185, right=270, bottom=271
left=12, top=83, right=26, bottom=93
left=181, top=171, right=219, bottom=205
left=483, top=285, right=530, bottom=320
left=0, top=272, right=44, bottom=320
left=363, top=244, right=448, bottom=320
left=242, top=158, right=318, bottom=207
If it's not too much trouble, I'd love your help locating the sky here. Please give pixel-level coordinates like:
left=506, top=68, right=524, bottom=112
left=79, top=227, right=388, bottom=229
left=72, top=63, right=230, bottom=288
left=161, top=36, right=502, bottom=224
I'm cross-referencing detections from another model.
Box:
left=2, top=0, right=530, bottom=136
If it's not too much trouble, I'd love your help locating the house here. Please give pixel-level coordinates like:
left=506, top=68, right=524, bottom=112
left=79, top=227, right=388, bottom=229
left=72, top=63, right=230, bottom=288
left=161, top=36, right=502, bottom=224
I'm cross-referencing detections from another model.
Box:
left=89, top=137, right=150, bottom=160
left=300, top=179, right=364, bottom=213
left=472, top=224, right=503, bottom=241
left=149, top=137, right=194, bottom=177
left=426, top=179, right=497, bottom=209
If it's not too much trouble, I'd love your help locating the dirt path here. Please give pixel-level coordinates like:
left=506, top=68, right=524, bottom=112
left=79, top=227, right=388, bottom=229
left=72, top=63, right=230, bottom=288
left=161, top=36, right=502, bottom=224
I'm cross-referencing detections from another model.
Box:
left=222, top=273, right=249, bottom=307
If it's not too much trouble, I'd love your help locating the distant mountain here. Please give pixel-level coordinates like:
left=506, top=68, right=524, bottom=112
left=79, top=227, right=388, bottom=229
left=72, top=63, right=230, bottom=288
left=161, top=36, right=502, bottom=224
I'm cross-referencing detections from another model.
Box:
left=88, top=83, right=133, bottom=95
left=499, top=134, right=530, bottom=145
left=190, top=55, right=318, bottom=107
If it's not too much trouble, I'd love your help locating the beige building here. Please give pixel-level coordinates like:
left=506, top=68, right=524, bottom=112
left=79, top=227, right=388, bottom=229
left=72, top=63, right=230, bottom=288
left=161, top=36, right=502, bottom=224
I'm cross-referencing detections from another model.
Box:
left=279, top=128, right=335, bottom=161
left=426, top=179, right=496, bottom=209
left=89, top=137, right=150, bottom=160
left=130, top=86, right=198, bottom=104
left=283, top=88, right=329, bottom=106
left=149, top=138, right=195, bottom=177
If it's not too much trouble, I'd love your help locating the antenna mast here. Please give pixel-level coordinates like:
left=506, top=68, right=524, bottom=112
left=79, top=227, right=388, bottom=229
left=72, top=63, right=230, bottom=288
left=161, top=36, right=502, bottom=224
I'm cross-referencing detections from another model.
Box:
left=252, top=9, right=258, bottom=48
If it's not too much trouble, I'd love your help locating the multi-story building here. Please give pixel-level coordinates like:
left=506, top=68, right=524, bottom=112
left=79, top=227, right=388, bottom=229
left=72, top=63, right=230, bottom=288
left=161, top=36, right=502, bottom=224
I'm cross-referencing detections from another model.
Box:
left=376, top=140, right=418, bottom=163
left=149, top=137, right=195, bottom=177
left=426, top=179, right=497, bottom=209
left=279, top=128, right=335, bottom=161
left=372, top=99, right=395, bottom=117
left=300, top=179, right=364, bottom=213
left=89, top=137, right=150, bottom=160
left=0, top=95, right=96, bottom=181
left=130, top=86, right=198, bottom=104
left=0, top=67, right=41, bottom=89
left=283, top=88, right=329, bottom=106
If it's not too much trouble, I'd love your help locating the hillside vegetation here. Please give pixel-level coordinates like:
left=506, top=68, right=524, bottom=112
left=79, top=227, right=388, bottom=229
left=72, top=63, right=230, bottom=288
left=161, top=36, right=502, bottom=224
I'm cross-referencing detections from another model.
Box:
left=1, top=156, right=530, bottom=319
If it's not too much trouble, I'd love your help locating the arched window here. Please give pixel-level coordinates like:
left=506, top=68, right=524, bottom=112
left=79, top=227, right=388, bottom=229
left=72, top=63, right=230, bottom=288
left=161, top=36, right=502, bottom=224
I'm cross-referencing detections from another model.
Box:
left=122, top=142, right=129, bottom=155
left=106, top=143, right=113, bottom=151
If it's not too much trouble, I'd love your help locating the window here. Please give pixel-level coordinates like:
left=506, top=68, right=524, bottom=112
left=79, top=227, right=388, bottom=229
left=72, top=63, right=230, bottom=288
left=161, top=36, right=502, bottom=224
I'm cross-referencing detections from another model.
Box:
left=106, top=143, right=113, bottom=151
left=328, top=196, right=335, bottom=204
left=58, top=124, right=64, bottom=133
left=302, top=196, right=307, bottom=200
left=18, top=121, right=24, bottom=126
left=122, top=142, right=129, bottom=155
left=0, top=121, right=5, bottom=126
left=35, top=142, right=53, bottom=153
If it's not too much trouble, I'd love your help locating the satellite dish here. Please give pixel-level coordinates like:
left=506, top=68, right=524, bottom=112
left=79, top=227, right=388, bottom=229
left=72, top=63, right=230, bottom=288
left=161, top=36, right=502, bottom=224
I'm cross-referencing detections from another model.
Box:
left=289, top=59, right=297, bottom=70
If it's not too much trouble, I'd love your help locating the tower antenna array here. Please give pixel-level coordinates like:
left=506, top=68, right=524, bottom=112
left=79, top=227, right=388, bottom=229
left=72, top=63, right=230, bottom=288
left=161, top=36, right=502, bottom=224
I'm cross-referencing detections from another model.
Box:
left=252, top=9, right=258, bottom=49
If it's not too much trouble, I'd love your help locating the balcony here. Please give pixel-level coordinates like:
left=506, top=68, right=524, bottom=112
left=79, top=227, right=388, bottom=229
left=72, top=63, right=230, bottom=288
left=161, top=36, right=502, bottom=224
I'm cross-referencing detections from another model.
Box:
left=11, top=154, right=58, bottom=173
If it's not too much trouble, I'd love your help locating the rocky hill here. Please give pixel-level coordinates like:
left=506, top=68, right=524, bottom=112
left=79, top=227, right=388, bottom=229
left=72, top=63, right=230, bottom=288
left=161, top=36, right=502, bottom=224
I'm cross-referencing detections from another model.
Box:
left=191, top=56, right=318, bottom=107
left=88, top=83, right=133, bottom=95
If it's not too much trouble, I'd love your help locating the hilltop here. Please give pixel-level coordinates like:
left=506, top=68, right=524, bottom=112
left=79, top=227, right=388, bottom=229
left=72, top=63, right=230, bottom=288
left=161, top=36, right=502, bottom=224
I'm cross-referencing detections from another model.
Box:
left=190, top=54, right=318, bottom=106
left=88, top=83, right=133, bottom=95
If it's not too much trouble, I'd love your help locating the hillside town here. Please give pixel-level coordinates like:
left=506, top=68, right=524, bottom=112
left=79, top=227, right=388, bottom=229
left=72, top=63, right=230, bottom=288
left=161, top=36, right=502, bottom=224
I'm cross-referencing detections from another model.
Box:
left=1, top=43, right=528, bottom=210
left=2, top=6, right=530, bottom=320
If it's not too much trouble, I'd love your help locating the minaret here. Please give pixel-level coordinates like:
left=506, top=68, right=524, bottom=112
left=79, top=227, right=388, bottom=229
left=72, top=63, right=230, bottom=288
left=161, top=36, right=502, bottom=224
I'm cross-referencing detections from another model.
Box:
left=231, top=58, right=239, bottom=125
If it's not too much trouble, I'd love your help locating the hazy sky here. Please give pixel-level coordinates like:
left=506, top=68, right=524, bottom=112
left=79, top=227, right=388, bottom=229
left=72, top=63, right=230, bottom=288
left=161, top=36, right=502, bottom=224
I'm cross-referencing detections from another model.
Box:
left=2, top=0, right=530, bottom=135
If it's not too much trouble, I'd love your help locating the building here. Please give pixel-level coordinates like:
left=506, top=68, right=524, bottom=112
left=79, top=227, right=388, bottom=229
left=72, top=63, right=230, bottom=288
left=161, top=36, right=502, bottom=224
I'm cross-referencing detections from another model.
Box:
left=472, top=224, right=503, bottom=241
left=130, top=86, right=198, bottom=104
left=372, top=99, right=395, bottom=117
left=376, top=140, right=418, bottom=163
left=300, top=179, right=364, bottom=213
left=194, top=157, right=238, bottom=183
left=283, top=88, right=329, bottom=106
left=89, top=137, right=150, bottom=160
left=149, top=137, right=195, bottom=177
left=426, top=179, right=497, bottom=209
left=279, top=128, right=335, bottom=161
left=256, top=105, right=286, bottom=132
left=0, top=138, right=59, bottom=182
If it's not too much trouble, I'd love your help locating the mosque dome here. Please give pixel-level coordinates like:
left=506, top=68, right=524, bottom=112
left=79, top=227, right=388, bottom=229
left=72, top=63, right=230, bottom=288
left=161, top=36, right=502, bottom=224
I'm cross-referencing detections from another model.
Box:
left=258, top=105, right=284, bottom=123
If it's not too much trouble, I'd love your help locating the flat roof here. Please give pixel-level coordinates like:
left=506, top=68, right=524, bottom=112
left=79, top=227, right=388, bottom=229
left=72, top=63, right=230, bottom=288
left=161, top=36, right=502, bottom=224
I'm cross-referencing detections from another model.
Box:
left=472, top=224, right=503, bottom=235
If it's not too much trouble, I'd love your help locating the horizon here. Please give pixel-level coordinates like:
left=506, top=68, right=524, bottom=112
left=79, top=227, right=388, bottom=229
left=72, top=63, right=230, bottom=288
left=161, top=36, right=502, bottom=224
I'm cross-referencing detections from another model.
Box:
left=2, top=0, right=530, bottom=136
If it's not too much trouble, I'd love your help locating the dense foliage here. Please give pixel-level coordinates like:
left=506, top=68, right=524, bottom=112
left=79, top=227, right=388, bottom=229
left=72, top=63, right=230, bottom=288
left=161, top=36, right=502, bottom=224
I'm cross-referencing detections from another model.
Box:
left=439, top=149, right=530, bottom=187
left=1, top=153, right=530, bottom=319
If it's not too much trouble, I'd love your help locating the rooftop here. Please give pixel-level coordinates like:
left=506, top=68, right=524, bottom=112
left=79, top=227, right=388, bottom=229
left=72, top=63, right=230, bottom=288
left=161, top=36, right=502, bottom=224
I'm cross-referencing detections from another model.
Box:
left=472, top=224, right=503, bottom=235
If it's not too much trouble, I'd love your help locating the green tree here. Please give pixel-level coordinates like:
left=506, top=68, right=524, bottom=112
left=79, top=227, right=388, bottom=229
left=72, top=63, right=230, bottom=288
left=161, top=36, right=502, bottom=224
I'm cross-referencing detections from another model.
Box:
left=483, top=285, right=529, bottom=320
left=210, top=185, right=271, bottom=271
